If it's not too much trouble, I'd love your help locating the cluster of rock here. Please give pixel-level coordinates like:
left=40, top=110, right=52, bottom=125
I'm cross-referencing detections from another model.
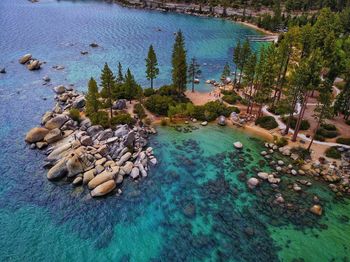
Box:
left=25, top=85, right=157, bottom=197
left=19, top=54, right=42, bottom=71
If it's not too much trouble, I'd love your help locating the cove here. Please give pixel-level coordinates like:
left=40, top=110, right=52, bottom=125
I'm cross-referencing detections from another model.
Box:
left=1, top=0, right=350, bottom=261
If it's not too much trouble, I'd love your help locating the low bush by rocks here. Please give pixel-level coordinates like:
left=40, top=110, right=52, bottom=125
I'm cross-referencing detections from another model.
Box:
left=325, top=147, right=341, bottom=159
left=336, top=137, right=350, bottom=145
left=255, top=116, right=278, bottom=130
left=282, top=116, right=310, bottom=130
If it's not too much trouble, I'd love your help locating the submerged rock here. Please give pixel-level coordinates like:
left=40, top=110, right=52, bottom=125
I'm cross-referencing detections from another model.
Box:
left=310, top=205, right=323, bottom=216
left=247, top=177, right=259, bottom=189
left=233, top=141, right=243, bottom=149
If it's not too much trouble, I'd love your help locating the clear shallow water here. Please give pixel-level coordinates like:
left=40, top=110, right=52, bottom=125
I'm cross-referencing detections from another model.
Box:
left=1, top=0, right=350, bottom=261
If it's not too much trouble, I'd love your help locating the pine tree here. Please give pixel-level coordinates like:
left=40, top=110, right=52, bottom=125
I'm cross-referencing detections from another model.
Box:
left=100, top=63, right=115, bottom=119
left=237, top=40, right=252, bottom=85
left=85, top=77, right=100, bottom=116
left=124, top=68, right=141, bottom=102
left=243, top=53, right=257, bottom=114
left=145, top=44, right=159, bottom=89
left=116, top=62, right=124, bottom=84
left=233, top=40, right=241, bottom=84
left=172, top=30, right=187, bottom=93
left=221, top=62, right=231, bottom=80
left=187, top=57, right=201, bottom=93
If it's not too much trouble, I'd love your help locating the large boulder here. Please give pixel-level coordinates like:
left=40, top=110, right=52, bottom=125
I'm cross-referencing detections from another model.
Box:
left=87, top=125, right=103, bottom=137
left=45, top=114, right=69, bottom=130
left=112, top=99, right=127, bottom=110
left=41, top=111, right=53, bottom=125
left=88, top=166, right=119, bottom=189
left=116, top=152, right=132, bottom=166
left=44, top=128, right=63, bottom=144
left=27, top=60, right=40, bottom=70
left=123, top=131, right=135, bottom=148
left=83, top=169, right=95, bottom=184
left=130, top=167, right=140, bottom=179
left=233, top=141, right=243, bottom=149
left=114, top=124, right=129, bottom=137
left=217, top=115, right=226, bottom=126
left=72, top=96, right=85, bottom=109
left=53, top=85, right=66, bottom=94
left=25, top=127, right=49, bottom=143
left=119, top=161, right=133, bottom=176
left=96, top=129, right=113, bottom=141
left=247, top=177, right=259, bottom=189
left=91, top=180, right=116, bottom=197
left=19, top=54, right=32, bottom=64
left=47, top=158, right=68, bottom=180
left=66, top=152, right=85, bottom=177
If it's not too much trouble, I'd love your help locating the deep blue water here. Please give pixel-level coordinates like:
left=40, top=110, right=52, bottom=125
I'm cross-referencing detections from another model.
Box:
left=1, top=1, right=350, bottom=261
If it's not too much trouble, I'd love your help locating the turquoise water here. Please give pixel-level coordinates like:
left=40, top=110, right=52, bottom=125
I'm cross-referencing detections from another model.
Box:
left=1, top=0, right=350, bottom=261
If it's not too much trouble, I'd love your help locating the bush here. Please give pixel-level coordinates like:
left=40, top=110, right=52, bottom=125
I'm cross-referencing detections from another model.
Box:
left=145, top=94, right=175, bottom=116
left=274, top=136, right=288, bottom=147
left=222, top=95, right=239, bottom=105
left=314, top=134, right=325, bottom=141
left=157, top=85, right=178, bottom=96
left=255, top=116, right=278, bottom=130
left=111, top=113, right=135, bottom=126
left=346, top=119, right=350, bottom=125
left=336, top=137, right=350, bottom=145
left=325, top=147, right=341, bottom=159
left=90, top=111, right=109, bottom=128
left=282, top=117, right=310, bottom=130
left=316, top=128, right=339, bottom=138
left=69, top=108, right=81, bottom=122
left=227, top=106, right=240, bottom=114
left=144, top=117, right=152, bottom=126
left=133, top=103, right=146, bottom=119
left=143, top=88, right=155, bottom=97
left=321, top=123, right=337, bottom=131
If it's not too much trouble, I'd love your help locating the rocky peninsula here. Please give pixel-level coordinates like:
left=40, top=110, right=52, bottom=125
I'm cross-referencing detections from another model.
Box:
left=25, top=85, right=157, bottom=197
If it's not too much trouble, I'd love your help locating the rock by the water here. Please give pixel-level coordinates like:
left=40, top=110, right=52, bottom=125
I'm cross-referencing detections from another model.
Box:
left=257, top=172, right=269, bottom=180
left=247, top=177, right=259, bottom=189
left=130, top=167, right=140, bottom=179
left=201, top=121, right=208, bottom=126
left=45, top=114, right=69, bottom=130
left=90, top=42, right=99, bottom=48
left=72, top=96, right=85, bottom=109
left=47, top=158, right=68, bottom=180
left=19, top=54, right=32, bottom=64
left=217, top=115, right=226, bottom=126
left=72, top=176, right=83, bottom=186
left=83, top=169, right=95, bottom=184
left=44, top=128, right=62, bottom=144
left=25, top=127, right=49, bottom=143
left=116, top=152, right=132, bottom=166
left=88, top=166, right=119, bottom=189
left=53, top=85, right=66, bottom=94
left=42, top=75, right=51, bottom=82
left=119, top=161, right=133, bottom=176
left=91, top=180, right=116, bottom=197
left=27, top=60, right=41, bottom=70
left=233, top=141, right=243, bottom=149
left=0, top=67, right=6, bottom=74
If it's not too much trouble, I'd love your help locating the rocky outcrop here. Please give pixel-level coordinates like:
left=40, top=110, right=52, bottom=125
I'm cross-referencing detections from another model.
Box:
left=44, top=128, right=63, bottom=144
left=45, top=114, right=69, bottom=130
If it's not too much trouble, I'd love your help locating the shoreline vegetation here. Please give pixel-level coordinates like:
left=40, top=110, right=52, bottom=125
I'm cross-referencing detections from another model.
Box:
left=22, top=2, right=350, bottom=206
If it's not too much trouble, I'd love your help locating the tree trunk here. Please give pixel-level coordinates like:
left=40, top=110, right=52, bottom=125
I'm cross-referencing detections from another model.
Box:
left=307, top=114, right=322, bottom=151
left=151, top=77, right=153, bottom=89
left=291, top=93, right=308, bottom=142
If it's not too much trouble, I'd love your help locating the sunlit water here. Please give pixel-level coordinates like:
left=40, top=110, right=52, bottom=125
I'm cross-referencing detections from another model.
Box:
left=0, top=0, right=350, bottom=261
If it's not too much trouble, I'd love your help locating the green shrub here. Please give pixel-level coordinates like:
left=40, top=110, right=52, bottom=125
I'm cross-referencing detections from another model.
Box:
left=274, top=136, right=288, bottom=147
left=111, top=113, right=135, bottom=126
left=255, top=116, right=278, bottom=130
left=143, top=88, right=155, bottom=97
left=282, top=117, right=310, bottom=130
left=316, top=128, right=339, bottom=138
left=321, top=123, right=337, bottom=131
left=325, top=147, right=341, bottom=159
left=90, top=111, right=109, bottom=128
left=227, top=106, right=240, bottom=114
left=69, top=108, right=81, bottom=122
left=133, top=103, right=146, bottom=119
left=222, top=95, right=239, bottom=105
left=314, top=134, right=325, bottom=141
left=336, top=137, right=350, bottom=145
left=144, top=117, right=152, bottom=126
left=145, top=94, right=175, bottom=116
left=157, top=85, right=178, bottom=96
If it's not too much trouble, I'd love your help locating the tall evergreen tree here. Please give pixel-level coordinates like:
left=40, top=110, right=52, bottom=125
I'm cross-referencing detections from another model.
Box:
left=172, top=30, right=187, bottom=93
left=243, top=53, right=257, bottom=114
left=145, top=44, right=159, bottom=89
left=221, top=62, right=231, bottom=80
left=116, top=62, right=124, bottom=84
left=187, top=57, right=201, bottom=93
left=100, top=63, right=115, bottom=119
left=124, top=68, right=141, bottom=102
left=85, top=77, right=100, bottom=116
left=233, top=40, right=241, bottom=84
left=237, top=40, right=252, bottom=85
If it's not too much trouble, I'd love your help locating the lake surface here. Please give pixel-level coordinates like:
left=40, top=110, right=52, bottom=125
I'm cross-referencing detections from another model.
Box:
left=1, top=0, right=350, bottom=261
